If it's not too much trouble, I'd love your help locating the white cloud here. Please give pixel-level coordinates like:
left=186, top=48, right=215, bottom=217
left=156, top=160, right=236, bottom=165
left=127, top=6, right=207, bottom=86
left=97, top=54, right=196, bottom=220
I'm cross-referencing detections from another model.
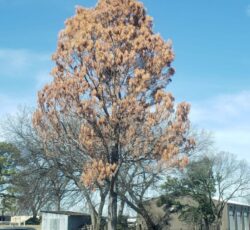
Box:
left=0, top=49, right=50, bottom=78
left=246, top=5, right=250, bottom=17
left=191, top=91, right=250, bottom=127
left=0, top=94, right=34, bottom=116
left=0, top=48, right=52, bottom=93
left=0, top=49, right=52, bottom=117
left=215, top=129, right=250, bottom=160
left=35, top=71, right=52, bottom=90
left=190, top=91, right=250, bottom=161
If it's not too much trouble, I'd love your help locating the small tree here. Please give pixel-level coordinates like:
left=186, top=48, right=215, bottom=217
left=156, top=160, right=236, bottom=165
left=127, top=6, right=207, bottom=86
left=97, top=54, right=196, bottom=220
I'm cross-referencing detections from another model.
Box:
left=0, top=143, right=18, bottom=216
left=0, top=195, right=16, bottom=216
left=33, top=0, right=194, bottom=229
left=0, top=142, right=19, bottom=192
left=161, top=152, right=250, bottom=230
left=0, top=142, right=19, bottom=212
left=161, top=157, right=216, bottom=230
left=212, top=152, right=250, bottom=229
left=1, top=109, right=79, bottom=216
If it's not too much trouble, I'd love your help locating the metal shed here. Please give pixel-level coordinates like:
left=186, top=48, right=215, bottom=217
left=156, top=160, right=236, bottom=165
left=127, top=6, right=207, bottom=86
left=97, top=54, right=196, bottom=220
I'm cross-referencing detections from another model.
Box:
left=41, top=211, right=91, bottom=230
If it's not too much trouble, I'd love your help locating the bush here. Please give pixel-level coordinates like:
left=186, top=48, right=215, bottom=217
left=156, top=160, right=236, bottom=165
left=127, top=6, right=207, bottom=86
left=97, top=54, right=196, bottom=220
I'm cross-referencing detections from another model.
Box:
left=117, top=215, right=128, bottom=230
left=25, top=217, right=41, bottom=225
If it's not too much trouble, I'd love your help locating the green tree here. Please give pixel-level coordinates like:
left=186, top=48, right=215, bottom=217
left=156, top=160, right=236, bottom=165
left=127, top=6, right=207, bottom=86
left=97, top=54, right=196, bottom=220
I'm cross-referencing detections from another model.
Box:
left=0, top=142, right=19, bottom=193
left=161, top=153, right=250, bottom=230
left=1, top=108, right=80, bottom=217
left=160, top=156, right=216, bottom=230
left=0, top=142, right=19, bottom=215
left=0, top=196, right=16, bottom=216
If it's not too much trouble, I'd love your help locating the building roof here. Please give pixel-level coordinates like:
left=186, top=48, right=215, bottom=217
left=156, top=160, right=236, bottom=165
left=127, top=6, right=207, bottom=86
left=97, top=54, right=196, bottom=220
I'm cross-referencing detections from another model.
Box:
left=227, top=200, right=250, bottom=207
left=212, top=197, right=250, bottom=207
left=41, top=210, right=90, bottom=216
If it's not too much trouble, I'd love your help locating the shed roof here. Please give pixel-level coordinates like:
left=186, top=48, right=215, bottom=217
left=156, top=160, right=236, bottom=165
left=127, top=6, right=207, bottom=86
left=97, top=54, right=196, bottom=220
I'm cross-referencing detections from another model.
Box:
left=41, top=210, right=90, bottom=216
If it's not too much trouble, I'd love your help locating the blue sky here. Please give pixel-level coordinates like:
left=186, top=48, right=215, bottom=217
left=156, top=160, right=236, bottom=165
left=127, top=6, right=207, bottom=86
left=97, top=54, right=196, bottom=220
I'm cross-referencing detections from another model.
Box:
left=0, top=0, right=250, bottom=160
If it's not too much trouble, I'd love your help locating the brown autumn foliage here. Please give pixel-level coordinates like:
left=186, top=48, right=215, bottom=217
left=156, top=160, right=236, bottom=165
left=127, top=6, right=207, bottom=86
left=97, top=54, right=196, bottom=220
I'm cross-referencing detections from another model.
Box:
left=33, top=0, right=194, bottom=229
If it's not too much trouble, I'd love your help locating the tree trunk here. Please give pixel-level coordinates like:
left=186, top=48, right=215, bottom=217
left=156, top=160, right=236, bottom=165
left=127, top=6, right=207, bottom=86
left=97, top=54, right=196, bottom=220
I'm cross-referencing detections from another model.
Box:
left=204, top=219, right=210, bottom=230
left=31, top=207, right=37, bottom=219
left=140, top=207, right=158, bottom=230
left=215, top=220, right=221, bottom=230
left=90, top=208, right=98, bottom=230
left=108, top=188, right=117, bottom=230
left=96, top=216, right=102, bottom=230
left=78, top=182, right=99, bottom=229
left=118, top=199, right=125, bottom=219
left=97, top=190, right=108, bottom=230
left=118, top=194, right=158, bottom=230
left=83, top=192, right=99, bottom=229
left=108, top=144, right=119, bottom=230
left=57, top=196, right=61, bottom=211
left=143, top=216, right=158, bottom=230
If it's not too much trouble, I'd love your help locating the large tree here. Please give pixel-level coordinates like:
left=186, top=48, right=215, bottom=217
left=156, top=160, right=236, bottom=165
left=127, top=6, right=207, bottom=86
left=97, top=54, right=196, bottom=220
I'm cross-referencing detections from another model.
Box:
left=33, top=0, right=194, bottom=229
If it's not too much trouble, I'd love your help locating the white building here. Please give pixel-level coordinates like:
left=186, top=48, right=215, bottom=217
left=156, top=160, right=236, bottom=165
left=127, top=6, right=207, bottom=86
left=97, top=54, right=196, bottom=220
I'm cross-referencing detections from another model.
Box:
left=41, top=211, right=91, bottom=230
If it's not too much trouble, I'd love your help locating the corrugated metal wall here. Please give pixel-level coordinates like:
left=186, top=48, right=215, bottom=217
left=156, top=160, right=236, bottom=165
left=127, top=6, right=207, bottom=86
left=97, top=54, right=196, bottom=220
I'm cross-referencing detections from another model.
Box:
left=42, top=213, right=68, bottom=230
